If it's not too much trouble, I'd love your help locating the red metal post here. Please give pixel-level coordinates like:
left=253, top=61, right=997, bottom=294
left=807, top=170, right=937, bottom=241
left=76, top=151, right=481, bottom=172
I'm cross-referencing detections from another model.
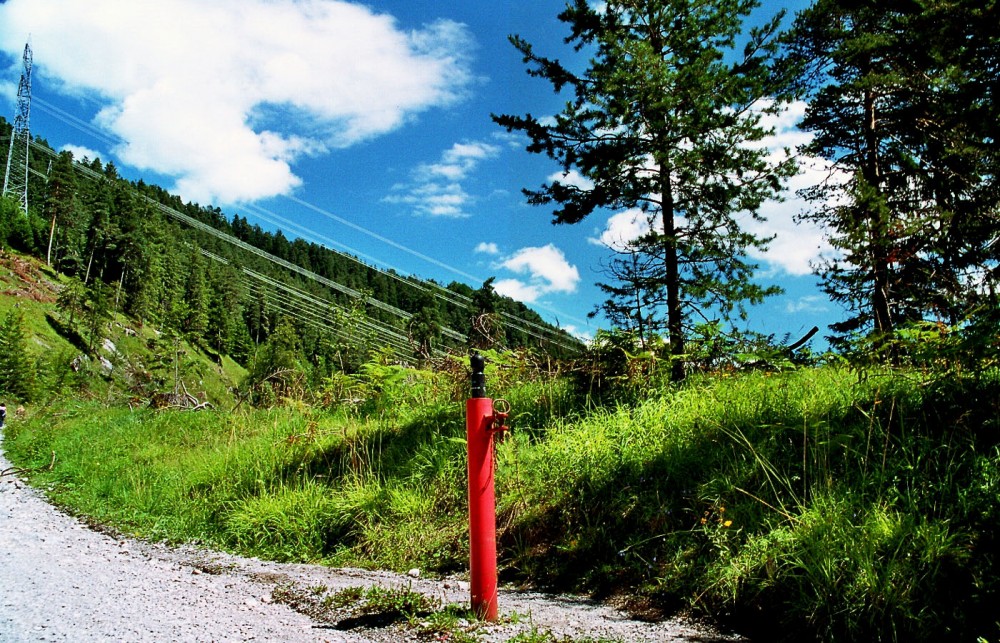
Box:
left=467, top=353, right=498, bottom=621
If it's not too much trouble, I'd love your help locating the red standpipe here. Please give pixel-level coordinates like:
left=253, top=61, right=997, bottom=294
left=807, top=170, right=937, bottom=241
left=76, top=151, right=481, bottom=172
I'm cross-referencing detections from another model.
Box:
left=467, top=353, right=498, bottom=621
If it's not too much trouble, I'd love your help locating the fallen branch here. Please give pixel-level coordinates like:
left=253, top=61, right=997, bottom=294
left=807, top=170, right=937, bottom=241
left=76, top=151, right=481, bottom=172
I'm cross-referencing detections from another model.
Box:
left=179, top=379, right=201, bottom=407
left=150, top=388, right=213, bottom=410
left=190, top=400, right=214, bottom=411
left=1, top=450, right=56, bottom=478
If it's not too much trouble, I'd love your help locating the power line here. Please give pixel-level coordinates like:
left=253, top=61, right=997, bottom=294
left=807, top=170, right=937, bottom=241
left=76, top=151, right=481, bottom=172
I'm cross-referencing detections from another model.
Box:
left=278, top=195, right=590, bottom=336
left=241, top=201, right=581, bottom=350
left=27, top=137, right=581, bottom=352
left=34, top=96, right=121, bottom=148
left=31, top=142, right=458, bottom=337
left=26, top=90, right=589, bottom=345
left=190, top=245, right=428, bottom=359
left=196, top=246, right=419, bottom=354
left=284, top=193, right=483, bottom=283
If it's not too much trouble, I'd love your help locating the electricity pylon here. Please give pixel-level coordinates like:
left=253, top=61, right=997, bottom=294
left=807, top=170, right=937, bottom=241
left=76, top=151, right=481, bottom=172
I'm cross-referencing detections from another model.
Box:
left=3, top=41, right=33, bottom=215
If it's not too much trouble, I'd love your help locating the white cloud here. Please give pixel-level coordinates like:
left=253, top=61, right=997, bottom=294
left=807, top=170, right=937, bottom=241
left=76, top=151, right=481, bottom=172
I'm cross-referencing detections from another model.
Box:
left=385, top=140, right=500, bottom=217
left=503, top=245, right=580, bottom=292
left=0, top=80, right=16, bottom=103
left=744, top=100, right=844, bottom=276
left=560, top=325, right=593, bottom=342
left=590, top=208, right=655, bottom=252
left=418, top=141, right=501, bottom=182
left=493, top=244, right=580, bottom=303
left=745, top=156, right=842, bottom=276
left=492, top=130, right=524, bottom=149
left=547, top=169, right=594, bottom=192
left=475, top=241, right=500, bottom=255
left=785, top=295, right=830, bottom=314
left=0, top=0, right=474, bottom=205
left=493, top=278, right=544, bottom=303
left=61, top=144, right=103, bottom=163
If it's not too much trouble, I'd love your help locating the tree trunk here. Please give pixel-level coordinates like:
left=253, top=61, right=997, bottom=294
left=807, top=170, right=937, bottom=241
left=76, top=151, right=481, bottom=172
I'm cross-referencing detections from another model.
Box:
left=632, top=254, right=648, bottom=350
left=661, top=166, right=685, bottom=382
left=862, top=86, right=894, bottom=341
left=46, top=213, right=56, bottom=268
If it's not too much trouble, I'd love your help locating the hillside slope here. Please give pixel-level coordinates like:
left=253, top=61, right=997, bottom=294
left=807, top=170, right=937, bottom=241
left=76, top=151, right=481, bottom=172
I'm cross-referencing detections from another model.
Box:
left=0, top=250, right=244, bottom=408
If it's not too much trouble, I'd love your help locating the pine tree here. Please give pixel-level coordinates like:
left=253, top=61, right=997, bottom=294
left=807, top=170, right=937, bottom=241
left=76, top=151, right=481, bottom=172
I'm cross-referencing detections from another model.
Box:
left=785, top=0, right=1000, bottom=351
left=56, top=276, right=87, bottom=326
left=494, top=0, right=797, bottom=380
left=244, top=316, right=304, bottom=403
left=206, top=263, right=244, bottom=356
left=592, top=249, right=666, bottom=349
left=408, top=291, right=441, bottom=360
left=120, top=210, right=165, bottom=326
left=43, top=151, right=88, bottom=274
left=182, top=246, right=209, bottom=340
left=83, top=279, right=113, bottom=352
left=80, top=184, right=118, bottom=284
left=0, top=308, right=37, bottom=401
left=470, top=278, right=503, bottom=350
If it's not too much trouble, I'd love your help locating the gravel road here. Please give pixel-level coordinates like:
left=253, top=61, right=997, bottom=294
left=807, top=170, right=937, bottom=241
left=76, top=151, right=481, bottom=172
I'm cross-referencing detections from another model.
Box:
left=1, top=431, right=742, bottom=642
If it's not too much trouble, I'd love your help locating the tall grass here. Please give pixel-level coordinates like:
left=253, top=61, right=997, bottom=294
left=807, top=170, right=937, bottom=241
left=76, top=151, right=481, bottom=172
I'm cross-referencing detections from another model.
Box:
left=493, top=367, right=998, bottom=640
left=5, top=365, right=999, bottom=641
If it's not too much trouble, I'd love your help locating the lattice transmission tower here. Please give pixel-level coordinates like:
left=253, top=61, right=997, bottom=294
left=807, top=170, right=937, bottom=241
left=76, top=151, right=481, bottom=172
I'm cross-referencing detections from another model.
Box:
left=3, top=41, right=32, bottom=214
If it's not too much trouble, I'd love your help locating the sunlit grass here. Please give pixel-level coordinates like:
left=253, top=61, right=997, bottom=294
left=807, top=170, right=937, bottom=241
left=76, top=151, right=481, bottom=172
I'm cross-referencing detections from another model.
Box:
left=5, top=365, right=999, bottom=641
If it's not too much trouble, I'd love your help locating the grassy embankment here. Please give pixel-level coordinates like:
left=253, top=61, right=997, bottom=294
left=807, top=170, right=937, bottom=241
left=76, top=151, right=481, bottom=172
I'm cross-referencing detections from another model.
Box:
left=5, top=361, right=999, bottom=642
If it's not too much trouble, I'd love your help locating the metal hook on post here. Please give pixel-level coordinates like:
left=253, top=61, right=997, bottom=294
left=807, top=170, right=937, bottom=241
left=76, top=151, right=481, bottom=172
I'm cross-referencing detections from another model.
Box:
left=490, top=398, right=511, bottom=441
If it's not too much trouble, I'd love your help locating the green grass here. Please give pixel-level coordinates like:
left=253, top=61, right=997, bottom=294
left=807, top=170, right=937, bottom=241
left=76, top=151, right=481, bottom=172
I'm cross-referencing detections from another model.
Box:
left=5, top=365, right=1000, bottom=641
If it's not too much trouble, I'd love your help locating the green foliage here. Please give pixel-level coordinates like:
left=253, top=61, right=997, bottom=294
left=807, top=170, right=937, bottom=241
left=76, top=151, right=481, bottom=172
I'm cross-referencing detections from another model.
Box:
left=43, top=151, right=87, bottom=273
left=353, top=350, right=441, bottom=416
left=572, top=328, right=664, bottom=402
left=5, top=133, right=577, bottom=409
left=0, top=194, right=35, bottom=251
left=836, top=312, right=1000, bottom=383
left=469, top=278, right=504, bottom=351
left=708, top=494, right=975, bottom=641
left=407, top=290, right=441, bottom=360
left=241, top=317, right=307, bottom=405
left=82, top=278, right=113, bottom=352
left=0, top=307, right=37, bottom=401
left=341, top=584, right=438, bottom=617
left=317, top=585, right=485, bottom=641
left=572, top=326, right=817, bottom=403
left=223, top=482, right=344, bottom=561
left=180, top=245, right=209, bottom=339
left=56, top=275, right=86, bottom=325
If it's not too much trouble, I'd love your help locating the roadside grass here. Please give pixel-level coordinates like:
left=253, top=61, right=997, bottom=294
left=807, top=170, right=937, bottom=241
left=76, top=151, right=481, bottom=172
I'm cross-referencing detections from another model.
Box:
left=5, top=365, right=999, bottom=641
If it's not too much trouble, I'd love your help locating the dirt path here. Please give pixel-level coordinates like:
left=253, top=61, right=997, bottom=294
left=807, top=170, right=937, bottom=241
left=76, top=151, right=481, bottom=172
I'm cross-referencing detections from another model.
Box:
left=1, top=432, right=741, bottom=642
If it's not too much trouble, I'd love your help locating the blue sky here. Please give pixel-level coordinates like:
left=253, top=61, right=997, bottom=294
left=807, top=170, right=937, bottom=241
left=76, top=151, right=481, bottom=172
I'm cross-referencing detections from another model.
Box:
left=0, top=0, right=839, bottom=346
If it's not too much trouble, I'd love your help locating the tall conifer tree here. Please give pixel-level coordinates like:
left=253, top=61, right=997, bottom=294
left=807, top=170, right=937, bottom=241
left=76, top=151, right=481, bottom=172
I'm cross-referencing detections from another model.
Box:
left=43, top=151, right=84, bottom=271
left=495, top=0, right=796, bottom=380
left=0, top=309, right=37, bottom=401
left=785, top=0, right=1000, bottom=350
